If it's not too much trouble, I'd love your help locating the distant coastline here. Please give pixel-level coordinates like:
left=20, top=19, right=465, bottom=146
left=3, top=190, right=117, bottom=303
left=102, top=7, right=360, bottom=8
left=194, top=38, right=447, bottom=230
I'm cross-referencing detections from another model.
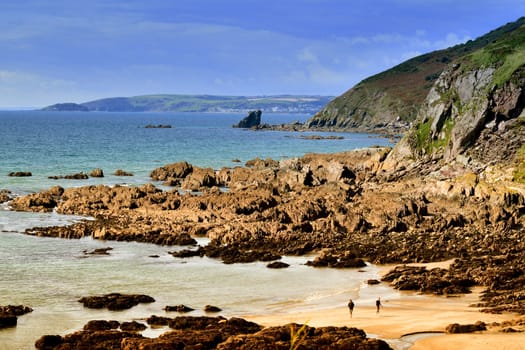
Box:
left=41, top=94, right=334, bottom=114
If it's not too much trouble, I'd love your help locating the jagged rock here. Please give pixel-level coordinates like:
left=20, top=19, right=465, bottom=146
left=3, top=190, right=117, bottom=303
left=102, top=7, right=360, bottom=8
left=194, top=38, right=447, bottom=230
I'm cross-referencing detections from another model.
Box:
left=150, top=161, right=193, bottom=181
left=164, top=304, right=195, bottom=313
left=233, top=110, right=262, bottom=128
left=120, top=321, right=147, bottom=332
left=8, top=171, right=32, bottom=177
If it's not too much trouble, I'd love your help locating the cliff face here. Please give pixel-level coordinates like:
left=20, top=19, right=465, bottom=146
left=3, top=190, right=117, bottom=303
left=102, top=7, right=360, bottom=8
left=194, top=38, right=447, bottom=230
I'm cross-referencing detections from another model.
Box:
left=385, top=24, right=525, bottom=178
left=306, top=17, right=525, bottom=133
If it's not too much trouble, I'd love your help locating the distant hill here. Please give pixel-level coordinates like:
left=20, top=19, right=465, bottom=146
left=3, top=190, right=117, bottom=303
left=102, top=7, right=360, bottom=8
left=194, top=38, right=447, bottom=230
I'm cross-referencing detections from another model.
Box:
left=306, top=17, right=525, bottom=132
left=43, top=95, right=334, bottom=114
left=42, top=103, right=89, bottom=112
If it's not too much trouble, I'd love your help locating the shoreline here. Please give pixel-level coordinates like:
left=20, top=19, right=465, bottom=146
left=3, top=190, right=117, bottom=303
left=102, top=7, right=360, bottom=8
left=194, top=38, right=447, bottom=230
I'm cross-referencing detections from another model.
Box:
left=242, top=260, right=524, bottom=349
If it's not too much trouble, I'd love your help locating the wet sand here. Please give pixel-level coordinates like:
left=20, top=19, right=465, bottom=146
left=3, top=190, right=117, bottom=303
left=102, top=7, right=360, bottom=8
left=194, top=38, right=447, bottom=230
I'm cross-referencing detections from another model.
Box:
left=245, top=260, right=525, bottom=349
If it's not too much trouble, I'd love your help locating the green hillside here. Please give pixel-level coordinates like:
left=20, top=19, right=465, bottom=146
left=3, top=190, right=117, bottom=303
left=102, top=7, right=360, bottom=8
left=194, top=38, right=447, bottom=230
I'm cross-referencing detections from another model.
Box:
left=306, top=17, right=525, bottom=131
left=43, top=95, right=333, bottom=114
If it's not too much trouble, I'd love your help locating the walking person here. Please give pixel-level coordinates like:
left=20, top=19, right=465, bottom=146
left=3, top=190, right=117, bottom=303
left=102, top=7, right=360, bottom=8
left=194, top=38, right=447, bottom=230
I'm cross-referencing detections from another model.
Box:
left=376, top=297, right=381, bottom=314
left=347, top=299, right=355, bottom=318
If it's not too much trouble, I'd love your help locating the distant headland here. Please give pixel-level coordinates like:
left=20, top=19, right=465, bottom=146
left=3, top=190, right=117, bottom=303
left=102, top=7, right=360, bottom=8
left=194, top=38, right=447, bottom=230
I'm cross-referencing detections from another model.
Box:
left=41, top=94, right=334, bottom=114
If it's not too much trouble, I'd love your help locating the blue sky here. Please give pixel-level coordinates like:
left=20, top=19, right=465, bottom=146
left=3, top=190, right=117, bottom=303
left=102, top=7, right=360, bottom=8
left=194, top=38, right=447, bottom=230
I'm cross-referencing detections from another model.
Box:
left=0, top=0, right=523, bottom=108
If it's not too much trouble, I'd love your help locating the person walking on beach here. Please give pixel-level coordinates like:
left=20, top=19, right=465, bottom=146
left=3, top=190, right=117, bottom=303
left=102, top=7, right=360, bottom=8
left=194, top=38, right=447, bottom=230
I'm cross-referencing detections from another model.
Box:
left=376, top=297, right=382, bottom=313
left=347, top=299, right=355, bottom=318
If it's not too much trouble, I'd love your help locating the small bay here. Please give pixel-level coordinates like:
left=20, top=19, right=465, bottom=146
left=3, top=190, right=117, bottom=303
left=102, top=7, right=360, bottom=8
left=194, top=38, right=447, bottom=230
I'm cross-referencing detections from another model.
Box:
left=0, top=111, right=393, bottom=349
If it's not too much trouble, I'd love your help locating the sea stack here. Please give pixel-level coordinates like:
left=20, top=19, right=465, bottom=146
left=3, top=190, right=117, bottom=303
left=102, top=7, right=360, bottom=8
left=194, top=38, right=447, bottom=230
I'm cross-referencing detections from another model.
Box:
left=233, top=110, right=262, bottom=128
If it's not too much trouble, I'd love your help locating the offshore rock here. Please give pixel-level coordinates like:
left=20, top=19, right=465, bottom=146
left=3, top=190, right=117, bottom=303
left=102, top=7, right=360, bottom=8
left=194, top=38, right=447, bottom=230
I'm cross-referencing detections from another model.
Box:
left=78, top=293, right=155, bottom=311
left=233, top=110, right=262, bottom=128
left=36, top=316, right=391, bottom=350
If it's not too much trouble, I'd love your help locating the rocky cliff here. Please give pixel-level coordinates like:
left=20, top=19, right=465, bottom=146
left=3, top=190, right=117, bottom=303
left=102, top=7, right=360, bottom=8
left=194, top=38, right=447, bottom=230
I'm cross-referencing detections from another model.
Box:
left=385, top=22, right=525, bottom=181
left=306, top=17, right=525, bottom=134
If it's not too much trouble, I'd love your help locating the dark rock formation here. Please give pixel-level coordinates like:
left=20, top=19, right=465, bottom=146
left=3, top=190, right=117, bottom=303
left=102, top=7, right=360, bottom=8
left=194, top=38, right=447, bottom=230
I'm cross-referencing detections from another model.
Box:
left=35, top=316, right=391, bottom=349
left=446, top=321, right=486, bottom=333
left=0, top=305, right=33, bottom=329
left=0, top=314, right=17, bottom=329
left=114, top=169, right=134, bottom=176
left=83, top=247, right=113, bottom=256
left=34, top=335, right=63, bottom=350
left=233, top=110, right=262, bottom=128
left=120, top=321, right=147, bottom=332
left=145, top=124, right=172, bottom=128
left=382, top=265, right=475, bottom=295
left=8, top=171, right=32, bottom=177
left=78, top=293, right=155, bottom=311
left=83, top=320, right=120, bottom=331
left=48, top=172, right=89, bottom=180
left=204, top=305, right=222, bottom=313
left=306, top=250, right=367, bottom=268
left=164, top=304, right=195, bottom=313
left=267, top=261, right=290, bottom=269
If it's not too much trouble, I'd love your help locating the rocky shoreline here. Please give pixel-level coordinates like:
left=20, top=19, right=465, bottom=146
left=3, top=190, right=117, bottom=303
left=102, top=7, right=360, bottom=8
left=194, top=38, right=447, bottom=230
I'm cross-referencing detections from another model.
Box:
left=4, top=146, right=525, bottom=347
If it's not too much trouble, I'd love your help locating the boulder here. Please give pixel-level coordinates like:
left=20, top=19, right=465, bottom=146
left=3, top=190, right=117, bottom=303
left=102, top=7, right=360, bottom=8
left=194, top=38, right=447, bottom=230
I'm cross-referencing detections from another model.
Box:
left=446, top=321, right=486, bottom=333
left=204, top=305, right=222, bottom=313
left=267, top=261, right=290, bottom=269
left=0, top=189, right=12, bottom=203
left=89, top=168, right=104, bottom=177
left=35, top=335, right=63, bottom=350
left=114, top=169, right=133, bottom=176
left=150, top=161, right=193, bottom=181
left=78, top=293, right=155, bottom=310
left=0, top=314, right=17, bottom=329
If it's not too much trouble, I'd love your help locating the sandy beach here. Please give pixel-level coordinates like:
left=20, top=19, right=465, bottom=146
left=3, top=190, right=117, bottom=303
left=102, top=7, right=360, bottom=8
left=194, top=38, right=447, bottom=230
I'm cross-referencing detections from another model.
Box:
left=245, top=261, right=525, bottom=349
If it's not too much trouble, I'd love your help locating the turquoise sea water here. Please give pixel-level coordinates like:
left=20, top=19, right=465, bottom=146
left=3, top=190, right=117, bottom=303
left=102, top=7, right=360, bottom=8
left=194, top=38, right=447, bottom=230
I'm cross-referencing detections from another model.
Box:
left=0, top=111, right=390, bottom=194
left=0, top=111, right=396, bottom=349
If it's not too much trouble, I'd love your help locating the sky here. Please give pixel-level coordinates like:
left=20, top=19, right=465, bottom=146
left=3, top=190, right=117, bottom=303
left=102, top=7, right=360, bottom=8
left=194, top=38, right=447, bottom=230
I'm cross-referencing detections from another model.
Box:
left=0, top=0, right=523, bottom=108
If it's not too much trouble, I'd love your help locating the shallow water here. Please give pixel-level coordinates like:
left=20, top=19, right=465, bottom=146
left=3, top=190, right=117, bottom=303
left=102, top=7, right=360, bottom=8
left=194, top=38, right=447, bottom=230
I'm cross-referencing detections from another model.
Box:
left=0, top=111, right=395, bottom=348
left=0, top=217, right=392, bottom=349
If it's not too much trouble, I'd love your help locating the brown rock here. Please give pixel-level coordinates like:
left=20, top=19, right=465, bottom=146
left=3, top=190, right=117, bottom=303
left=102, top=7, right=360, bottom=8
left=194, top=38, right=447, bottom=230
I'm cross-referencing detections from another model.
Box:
left=78, top=293, right=155, bottom=310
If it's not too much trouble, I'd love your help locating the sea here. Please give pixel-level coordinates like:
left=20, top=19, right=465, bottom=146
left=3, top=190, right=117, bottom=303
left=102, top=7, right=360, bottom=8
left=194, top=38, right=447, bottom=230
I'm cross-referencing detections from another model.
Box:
left=0, top=111, right=399, bottom=349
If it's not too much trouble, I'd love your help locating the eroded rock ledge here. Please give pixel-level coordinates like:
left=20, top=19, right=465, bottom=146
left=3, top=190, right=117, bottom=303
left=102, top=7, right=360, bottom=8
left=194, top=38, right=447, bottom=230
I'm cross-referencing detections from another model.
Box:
left=35, top=316, right=391, bottom=350
left=9, top=147, right=525, bottom=313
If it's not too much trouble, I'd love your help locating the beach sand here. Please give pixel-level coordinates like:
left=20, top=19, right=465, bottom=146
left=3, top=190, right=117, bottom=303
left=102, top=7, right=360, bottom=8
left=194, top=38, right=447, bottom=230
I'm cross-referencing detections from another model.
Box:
left=244, top=260, right=525, bottom=349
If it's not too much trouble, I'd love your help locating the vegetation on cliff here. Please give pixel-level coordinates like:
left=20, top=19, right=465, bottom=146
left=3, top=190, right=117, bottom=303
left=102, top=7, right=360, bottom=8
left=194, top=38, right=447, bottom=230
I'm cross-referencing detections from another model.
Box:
left=306, top=17, right=525, bottom=132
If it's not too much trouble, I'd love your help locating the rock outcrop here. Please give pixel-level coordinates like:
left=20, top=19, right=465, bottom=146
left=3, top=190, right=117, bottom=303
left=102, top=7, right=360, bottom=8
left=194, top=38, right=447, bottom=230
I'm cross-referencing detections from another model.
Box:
left=233, top=110, right=262, bottom=128
left=35, top=316, right=392, bottom=350
left=78, top=293, right=155, bottom=311
left=0, top=305, right=33, bottom=329
left=305, top=17, right=525, bottom=135
left=9, top=145, right=525, bottom=313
